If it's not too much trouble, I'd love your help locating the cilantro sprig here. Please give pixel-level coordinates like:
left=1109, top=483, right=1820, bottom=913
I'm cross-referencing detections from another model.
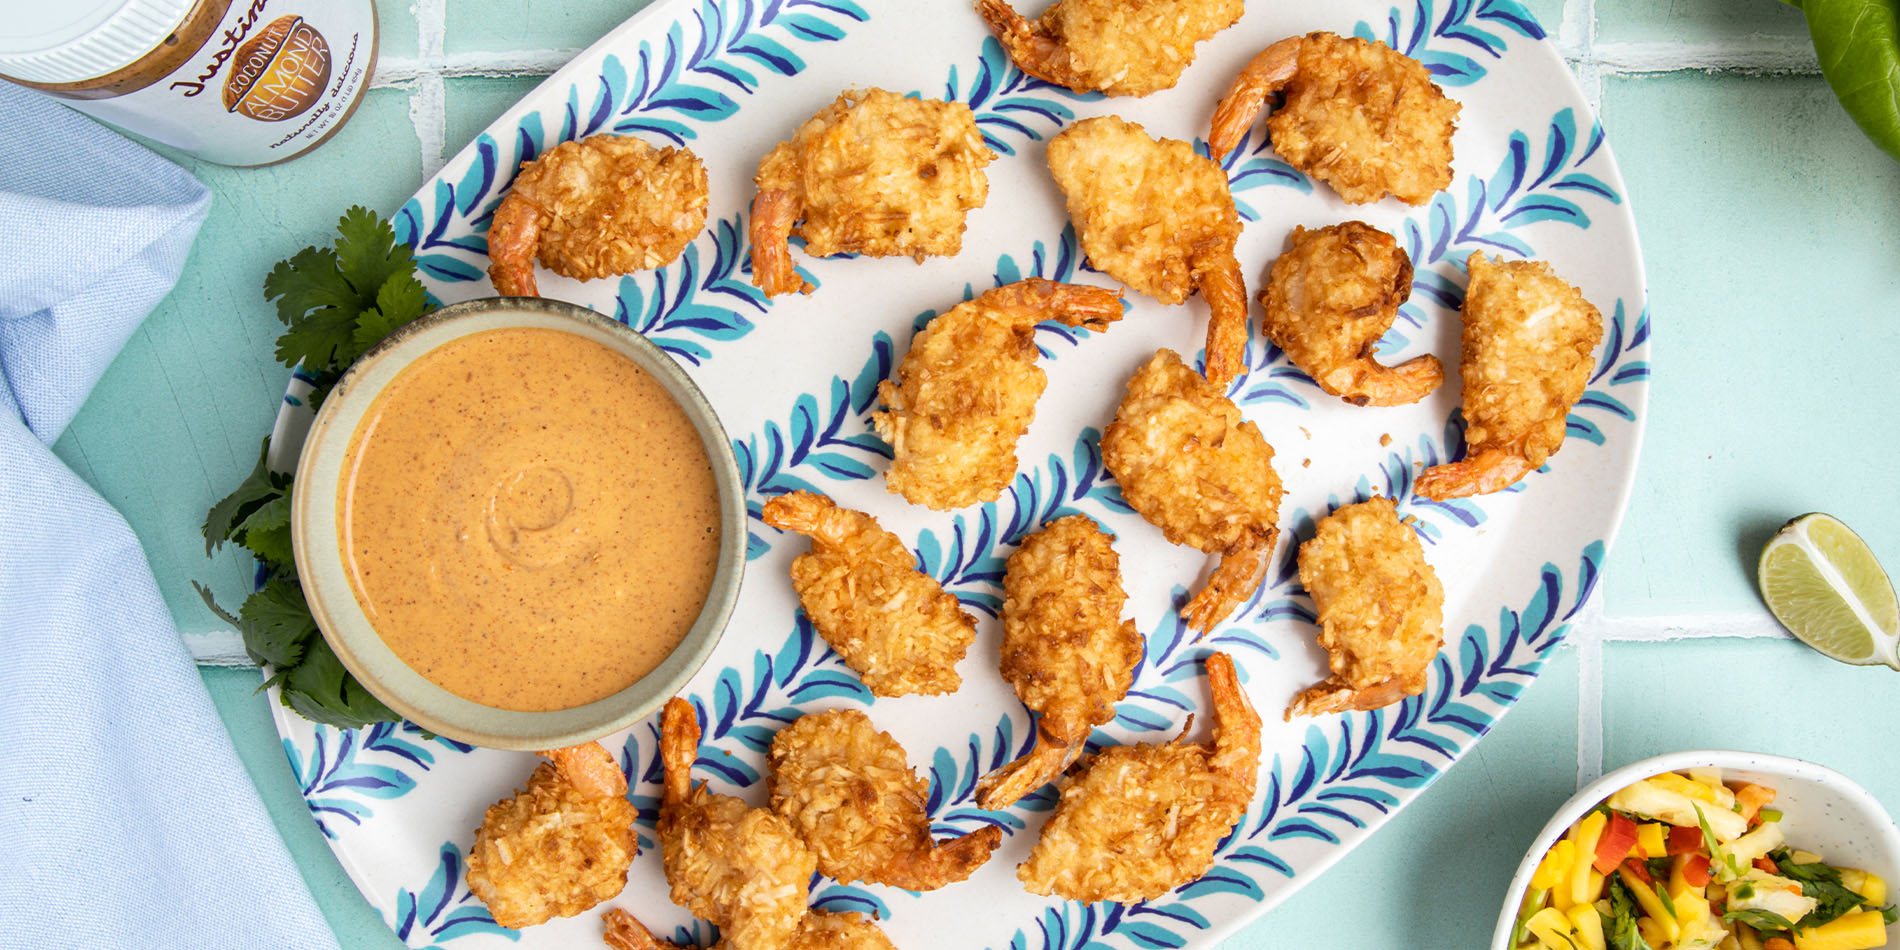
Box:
left=1769, top=847, right=1896, bottom=931
left=199, top=206, right=432, bottom=730
left=264, top=206, right=431, bottom=407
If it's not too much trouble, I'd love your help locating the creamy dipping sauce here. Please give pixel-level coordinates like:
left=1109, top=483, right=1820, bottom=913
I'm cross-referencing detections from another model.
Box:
left=338, top=326, right=721, bottom=712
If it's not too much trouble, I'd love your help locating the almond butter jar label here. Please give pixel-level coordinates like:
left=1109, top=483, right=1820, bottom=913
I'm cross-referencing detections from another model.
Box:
left=0, top=0, right=379, bottom=166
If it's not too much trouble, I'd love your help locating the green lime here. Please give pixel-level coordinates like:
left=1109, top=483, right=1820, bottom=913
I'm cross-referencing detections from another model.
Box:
left=1757, top=513, right=1900, bottom=669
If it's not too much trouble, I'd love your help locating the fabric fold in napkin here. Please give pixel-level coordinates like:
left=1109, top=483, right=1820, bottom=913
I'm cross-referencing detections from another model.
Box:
left=0, top=84, right=341, bottom=950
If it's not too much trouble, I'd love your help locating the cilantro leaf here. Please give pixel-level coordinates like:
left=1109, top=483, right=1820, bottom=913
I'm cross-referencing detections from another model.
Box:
left=274, top=303, right=361, bottom=371
left=240, top=520, right=296, bottom=573
left=235, top=576, right=317, bottom=669
left=279, top=639, right=399, bottom=730
left=203, top=438, right=288, bottom=555
left=350, top=269, right=429, bottom=352
left=1723, top=907, right=1798, bottom=935
left=333, top=205, right=417, bottom=300
left=263, top=246, right=354, bottom=327
left=1603, top=876, right=1653, bottom=950
left=1777, top=855, right=1875, bottom=928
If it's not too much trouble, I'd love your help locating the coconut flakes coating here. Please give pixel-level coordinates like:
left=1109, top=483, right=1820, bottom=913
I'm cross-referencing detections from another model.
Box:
left=655, top=699, right=815, bottom=950
left=769, top=708, right=1002, bottom=890
left=1415, top=253, right=1603, bottom=499
left=974, top=0, right=1244, bottom=97
left=465, top=744, right=637, bottom=930
left=1047, top=115, right=1250, bottom=384
left=977, top=515, right=1142, bottom=810
left=1210, top=31, right=1460, bottom=205
left=602, top=907, right=896, bottom=950
left=1017, top=653, right=1260, bottom=903
left=750, top=87, right=995, bottom=296
left=487, top=133, right=709, bottom=296
left=1287, top=496, right=1445, bottom=718
left=1101, top=349, right=1282, bottom=633
left=1260, top=221, right=1443, bottom=406
left=873, top=279, right=1123, bottom=510
left=761, top=490, right=977, bottom=696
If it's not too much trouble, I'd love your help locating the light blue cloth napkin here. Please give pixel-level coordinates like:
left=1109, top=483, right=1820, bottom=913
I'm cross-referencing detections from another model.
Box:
left=0, top=85, right=341, bottom=950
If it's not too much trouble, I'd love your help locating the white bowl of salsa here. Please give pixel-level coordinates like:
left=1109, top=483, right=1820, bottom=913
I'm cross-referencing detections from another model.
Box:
left=1493, top=750, right=1900, bottom=950
left=291, top=296, right=745, bottom=750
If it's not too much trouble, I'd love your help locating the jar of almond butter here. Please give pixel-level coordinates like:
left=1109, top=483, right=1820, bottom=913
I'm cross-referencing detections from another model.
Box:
left=0, top=0, right=377, bottom=166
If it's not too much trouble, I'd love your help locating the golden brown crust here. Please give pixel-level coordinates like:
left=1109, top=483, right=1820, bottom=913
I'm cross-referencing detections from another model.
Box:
left=769, top=708, right=1001, bottom=890
left=1101, top=349, right=1282, bottom=631
left=998, top=515, right=1140, bottom=748
left=750, top=88, right=994, bottom=294
left=974, top=0, right=1244, bottom=97
left=1017, top=653, right=1260, bottom=903
left=1260, top=222, right=1443, bottom=406
left=1287, top=496, right=1445, bottom=718
left=761, top=491, right=977, bottom=696
left=1265, top=32, right=1460, bottom=205
left=488, top=134, right=709, bottom=296
left=1046, top=115, right=1249, bottom=383
left=465, top=760, right=637, bottom=930
left=656, top=699, right=814, bottom=950
left=1415, top=253, right=1604, bottom=499
left=872, top=280, right=1123, bottom=510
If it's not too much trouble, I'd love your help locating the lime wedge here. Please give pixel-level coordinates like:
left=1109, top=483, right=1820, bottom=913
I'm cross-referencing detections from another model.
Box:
left=1757, top=513, right=1900, bottom=669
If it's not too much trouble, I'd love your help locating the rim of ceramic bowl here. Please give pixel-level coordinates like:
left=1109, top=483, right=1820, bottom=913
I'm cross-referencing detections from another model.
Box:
left=289, top=296, right=746, bottom=750
left=1490, top=749, right=1900, bottom=949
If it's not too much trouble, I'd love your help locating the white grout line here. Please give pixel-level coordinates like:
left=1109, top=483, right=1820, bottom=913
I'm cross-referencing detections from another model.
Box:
left=1576, top=616, right=1606, bottom=789
left=1587, top=38, right=1820, bottom=74
left=369, top=50, right=585, bottom=85
left=411, top=73, right=449, bottom=180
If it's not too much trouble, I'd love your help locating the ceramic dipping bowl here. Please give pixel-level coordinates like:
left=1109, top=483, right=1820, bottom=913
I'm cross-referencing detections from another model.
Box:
left=290, top=296, right=745, bottom=750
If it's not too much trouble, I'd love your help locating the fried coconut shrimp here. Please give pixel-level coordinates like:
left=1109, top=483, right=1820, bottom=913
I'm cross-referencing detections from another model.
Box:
left=751, top=88, right=996, bottom=297
left=974, top=0, right=1243, bottom=97
left=1047, top=115, right=1250, bottom=385
left=873, top=279, right=1124, bottom=509
left=487, top=134, right=709, bottom=297
left=769, top=708, right=1002, bottom=890
left=1017, top=652, right=1261, bottom=903
left=1209, top=32, right=1460, bottom=206
left=465, top=742, right=636, bottom=930
left=654, top=698, right=816, bottom=950
left=1415, top=253, right=1603, bottom=500
left=1287, top=496, right=1445, bottom=719
left=1260, top=221, right=1443, bottom=406
left=761, top=491, right=977, bottom=696
left=602, top=907, right=896, bottom=950
left=1101, top=349, right=1283, bottom=634
left=977, top=515, right=1142, bottom=810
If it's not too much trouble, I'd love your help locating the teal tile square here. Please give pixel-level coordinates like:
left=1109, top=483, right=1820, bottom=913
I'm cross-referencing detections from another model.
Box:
left=54, top=86, right=424, bottom=636
left=1521, top=0, right=1565, bottom=38
left=371, top=0, right=420, bottom=61
left=1601, top=639, right=1900, bottom=805
left=1597, top=71, right=1900, bottom=618
left=444, top=75, right=552, bottom=158
left=1594, top=0, right=1809, bottom=45
left=445, top=0, right=660, bottom=56
left=1224, top=644, right=1583, bottom=948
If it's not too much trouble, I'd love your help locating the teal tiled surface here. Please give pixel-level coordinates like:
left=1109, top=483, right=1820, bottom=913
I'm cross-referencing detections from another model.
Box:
left=1593, top=0, right=1808, bottom=45
left=1598, top=71, right=1900, bottom=618
left=444, top=76, right=552, bottom=158
left=1601, top=639, right=1900, bottom=805
left=370, top=0, right=421, bottom=61
left=445, top=1, right=647, bottom=55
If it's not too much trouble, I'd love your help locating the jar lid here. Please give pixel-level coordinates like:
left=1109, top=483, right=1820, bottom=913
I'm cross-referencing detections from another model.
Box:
left=0, top=0, right=195, bottom=84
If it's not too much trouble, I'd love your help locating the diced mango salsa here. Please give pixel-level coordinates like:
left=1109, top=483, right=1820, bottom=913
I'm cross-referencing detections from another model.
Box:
left=1793, top=910, right=1890, bottom=950
left=1839, top=869, right=1888, bottom=906
left=1571, top=812, right=1608, bottom=905
left=1535, top=839, right=1578, bottom=891
left=1619, top=866, right=1682, bottom=944
left=1566, top=903, right=1608, bottom=950
left=1637, top=822, right=1668, bottom=858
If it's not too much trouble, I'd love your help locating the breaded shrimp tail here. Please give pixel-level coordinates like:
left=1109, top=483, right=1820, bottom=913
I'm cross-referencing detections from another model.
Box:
left=602, top=908, right=688, bottom=950
left=975, top=734, right=1084, bottom=811
left=1182, top=527, right=1276, bottom=635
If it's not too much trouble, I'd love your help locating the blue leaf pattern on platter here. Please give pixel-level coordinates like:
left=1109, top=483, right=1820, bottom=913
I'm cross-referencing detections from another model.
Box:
left=1356, top=0, right=1545, bottom=86
left=391, top=842, right=518, bottom=947
left=942, top=37, right=1101, bottom=155
left=611, top=215, right=766, bottom=365
left=289, top=721, right=473, bottom=839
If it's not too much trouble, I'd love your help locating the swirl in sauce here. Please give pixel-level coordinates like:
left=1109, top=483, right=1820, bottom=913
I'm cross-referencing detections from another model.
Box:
left=338, top=327, right=720, bottom=712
